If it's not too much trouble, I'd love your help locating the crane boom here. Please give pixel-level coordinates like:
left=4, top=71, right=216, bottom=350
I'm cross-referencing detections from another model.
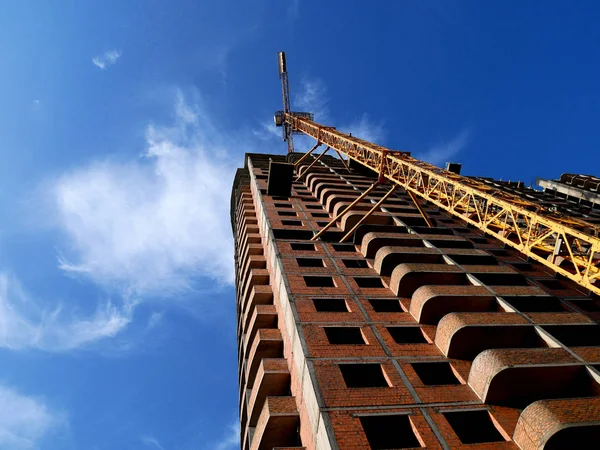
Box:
left=275, top=53, right=600, bottom=296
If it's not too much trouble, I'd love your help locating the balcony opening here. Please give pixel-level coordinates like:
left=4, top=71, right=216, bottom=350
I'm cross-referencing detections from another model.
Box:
left=537, top=278, right=567, bottom=290
left=273, top=229, right=313, bottom=240
left=387, top=327, right=428, bottom=344
left=570, top=299, right=600, bottom=312
left=304, top=276, right=335, bottom=288
left=502, top=296, right=566, bottom=312
left=277, top=211, right=297, bottom=217
left=469, top=237, right=489, bottom=244
left=297, top=258, right=325, bottom=268
left=369, top=299, right=403, bottom=312
left=471, top=272, right=529, bottom=286
left=339, top=364, right=389, bottom=388
left=510, top=261, right=534, bottom=272
left=354, top=277, right=384, bottom=288
left=281, top=220, right=303, bottom=227
left=324, top=327, right=365, bottom=345
left=449, top=254, right=498, bottom=266
left=343, top=259, right=369, bottom=269
left=332, top=243, right=356, bottom=252
left=411, top=362, right=460, bottom=386
left=275, top=203, right=293, bottom=209
left=359, top=414, right=422, bottom=449
left=317, top=221, right=335, bottom=227
left=305, top=204, right=322, bottom=210
left=443, top=410, right=505, bottom=444
left=312, top=213, right=330, bottom=218
left=543, top=325, right=600, bottom=346
left=313, top=298, right=349, bottom=312
left=291, top=243, right=316, bottom=251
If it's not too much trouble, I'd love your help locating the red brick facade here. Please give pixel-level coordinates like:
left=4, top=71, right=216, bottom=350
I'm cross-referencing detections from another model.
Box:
left=231, top=153, right=600, bottom=449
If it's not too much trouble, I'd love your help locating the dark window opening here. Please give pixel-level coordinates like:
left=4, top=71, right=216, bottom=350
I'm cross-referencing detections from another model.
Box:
left=274, top=203, right=293, bottom=209
left=255, top=175, right=268, bottom=180
left=332, top=244, right=356, bottom=252
left=313, top=298, right=348, bottom=312
left=305, top=205, right=322, bottom=210
left=411, top=362, right=460, bottom=386
left=324, top=327, right=365, bottom=344
left=343, top=259, right=369, bottom=269
left=570, top=299, right=600, bottom=312
left=304, top=276, right=335, bottom=288
left=543, top=324, right=600, bottom=346
left=281, top=220, right=302, bottom=226
left=469, top=237, right=489, bottom=244
left=472, top=273, right=529, bottom=286
left=537, top=279, right=566, bottom=290
left=311, top=213, right=329, bottom=218
left=273, top=229, right=313, bottom=240
left=277, top=211, right=297, bottom=217
left=297, top=258, right=325, bottom=268
left=509, top=261, right=534, bottom=271
left=291, top=243, right=316, bottom=251
left=488, top=249, right=509, bottom=256
left=443, top=410, right=505, bottom=444
left=317, top=221, right=334, bottom=227
left=502, top=296, right=566, bottom=312
left=339, top=364, right=388, bottom=388
left=271, top=196, right=289, bottom=201
left=387, top=327, right=428, bottom=344
left=359, top=414, right=422, bottom=449
left=354, top=277, right=384, bottom=288
left=369, top=299, right=403, bottom=312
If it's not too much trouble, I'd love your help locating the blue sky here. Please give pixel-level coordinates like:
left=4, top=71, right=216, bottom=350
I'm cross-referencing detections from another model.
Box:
left=0, top=1, right=599, bottom=449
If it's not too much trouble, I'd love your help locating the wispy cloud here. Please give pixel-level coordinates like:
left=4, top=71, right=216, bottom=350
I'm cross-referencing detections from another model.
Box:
left=252, top=119, right=281, bottom=141
left=287, top=0, right=300, bottom=20
left=263, top=77, right=385, bottom=151
left=92, top=49, right=122, bottom=70
left=294, top=78, right=329, bottom=121
left=141, top=435, right=165, bottom=450
left=52, top=90, right=236, bottom=297
left=0, top=272, right=132, bottom=351
left=0, top=384, right=65, bottom=450
left=341, top=114, right=385, bottom=144
left=214, top=422, right=239, bottom=450
left=415, top=129, right=470, bottom=167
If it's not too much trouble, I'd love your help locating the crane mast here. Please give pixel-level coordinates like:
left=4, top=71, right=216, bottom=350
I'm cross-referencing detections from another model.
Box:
left=275, top=52, right=314, bottom=154
left=274, top=51, right=600, bottom=296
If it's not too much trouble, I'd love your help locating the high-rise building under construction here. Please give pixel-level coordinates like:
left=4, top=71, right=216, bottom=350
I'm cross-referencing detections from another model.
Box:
left=230, top=53, right=600, bottom=450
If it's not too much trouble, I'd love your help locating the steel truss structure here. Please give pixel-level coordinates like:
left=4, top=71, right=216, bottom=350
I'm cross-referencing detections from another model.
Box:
left=275, top=52, right=600, bottom=296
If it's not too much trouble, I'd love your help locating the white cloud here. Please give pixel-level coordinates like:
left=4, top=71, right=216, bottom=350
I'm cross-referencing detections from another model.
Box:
left=52, top=90, right=236, bottom=296
left=341, top=114, right=385, bottom=144
left=287, top=0, right=300, bottom=20
left=0, top=384, right=65, bottom=450
left=141, top=435, right=165, bottom=450
left=0, top=272, right=132, bottom=351
left=92, top=49, right=122, bottom=70
left=415, top=129, right=470, bottom=167
left=252, top=120, right=281, bottom=141
left=214, top=422, right=239, bottom=450
left=294, top=78, right=329, bottom=121
left=147, top=312, right=163, bottom=329
left=265, top=77, right=385, bottom=152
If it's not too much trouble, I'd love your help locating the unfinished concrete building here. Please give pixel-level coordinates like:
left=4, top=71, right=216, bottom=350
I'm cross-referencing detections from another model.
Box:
left=231, top=151, right=600, bottom=450
left=231, top=51, right=600, bottom=449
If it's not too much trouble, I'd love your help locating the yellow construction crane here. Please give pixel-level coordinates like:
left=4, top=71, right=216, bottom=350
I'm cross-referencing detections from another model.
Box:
left=274, top=51, right=600, bottom=296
